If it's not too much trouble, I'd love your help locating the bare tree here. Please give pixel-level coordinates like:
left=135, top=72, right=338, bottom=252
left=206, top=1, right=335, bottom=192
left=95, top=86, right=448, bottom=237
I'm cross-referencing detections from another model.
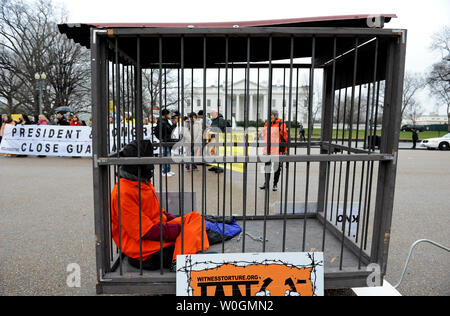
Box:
left=0, top=47, right=25, bottom=114
left=142, top=69, right=192, bottom=118
left=427, top=26, right=450, bottom=131
left=402, top=72, right=425, bottom=120
left=47, top=25, right=90, bottom=114
left=404, top=99, right=424, bottom=126
left=0, top=0, right=90, bottom=116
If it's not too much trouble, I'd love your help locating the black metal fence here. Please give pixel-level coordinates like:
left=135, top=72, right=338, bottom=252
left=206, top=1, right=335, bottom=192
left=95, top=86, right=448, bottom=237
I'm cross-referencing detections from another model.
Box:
left=88, top=27, right=406, bottom=294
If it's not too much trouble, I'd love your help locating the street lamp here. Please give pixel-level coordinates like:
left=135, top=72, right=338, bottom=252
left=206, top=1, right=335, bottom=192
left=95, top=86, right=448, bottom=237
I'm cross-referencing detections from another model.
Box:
left=35, top=72, right=47, bottom=115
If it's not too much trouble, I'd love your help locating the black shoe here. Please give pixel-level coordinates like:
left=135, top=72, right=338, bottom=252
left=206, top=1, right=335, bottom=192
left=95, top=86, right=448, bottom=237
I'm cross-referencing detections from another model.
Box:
left=259, top=184, right=268, bottom=190
left=215, top=169, right=224, bottom=174
left=208, top=167, right=218, bottom=172
left=272, top=185, right=279, bottom=192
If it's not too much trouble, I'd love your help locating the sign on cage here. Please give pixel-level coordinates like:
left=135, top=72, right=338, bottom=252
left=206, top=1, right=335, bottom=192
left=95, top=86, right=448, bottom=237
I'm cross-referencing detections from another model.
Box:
left=176, top=252, right=324, bottom=296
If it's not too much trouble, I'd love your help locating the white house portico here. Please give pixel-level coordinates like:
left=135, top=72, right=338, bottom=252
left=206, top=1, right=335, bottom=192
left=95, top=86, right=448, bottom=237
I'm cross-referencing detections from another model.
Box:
left=189, top=79, right=309, bottom=124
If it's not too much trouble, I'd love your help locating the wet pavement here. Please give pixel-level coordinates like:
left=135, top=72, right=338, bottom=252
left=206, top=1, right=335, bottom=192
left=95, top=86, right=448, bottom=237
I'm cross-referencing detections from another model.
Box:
left=0, top=148, right=448, bottom=296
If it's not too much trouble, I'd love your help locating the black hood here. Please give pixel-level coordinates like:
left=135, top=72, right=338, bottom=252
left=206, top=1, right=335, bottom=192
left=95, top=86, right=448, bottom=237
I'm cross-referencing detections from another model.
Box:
left=119, top=140, right=155, bottom=181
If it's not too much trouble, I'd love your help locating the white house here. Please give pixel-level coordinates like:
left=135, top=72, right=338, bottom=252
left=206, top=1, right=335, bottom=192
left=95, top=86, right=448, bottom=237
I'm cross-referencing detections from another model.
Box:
left=188, top=79, right=309, bottom=124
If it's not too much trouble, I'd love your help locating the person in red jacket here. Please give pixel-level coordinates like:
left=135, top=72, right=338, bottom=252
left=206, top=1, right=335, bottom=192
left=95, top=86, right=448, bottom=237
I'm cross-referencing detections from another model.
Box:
left=110, top=140, right=209, bottom=271
left=259, top=110, right=288, bottom=192
left=70, top=114, right=83, bottom=126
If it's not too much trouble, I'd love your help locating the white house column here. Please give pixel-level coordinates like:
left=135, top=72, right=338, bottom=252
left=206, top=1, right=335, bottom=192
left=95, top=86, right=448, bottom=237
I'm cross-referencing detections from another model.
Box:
left=249, top=94, right=255, bottom=121
left=236, top=94, right=241, bottom=122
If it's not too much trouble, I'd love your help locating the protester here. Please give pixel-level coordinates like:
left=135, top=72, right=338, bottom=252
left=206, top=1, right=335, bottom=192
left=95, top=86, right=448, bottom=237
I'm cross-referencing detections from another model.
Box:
left=56, top=112, right=69, bottom=126
left=124, top=112, right=135, bottom=124
left=210, top=109, right=227, bottom=133
left=184, top=112, right=203, bottom=171
left=154, top=109, right=177, bottom=177
left=208, top=109, right=228, bottom=174
left=1, top=115, right=16, bottom=136
left=49, top=115, right=57, bottom=125
left=66, top=113, right=74, bottom=124
left=1, top=115, right=17, bottom=157
left=260, top=110, right=288, bottom=192
left=0, top=114, right=6, bottom=144
left=17, top=114, right=32, bottom=125
left=170, top=111, right=182, bottom=144
left=70, top=114, right=83, bottom=126
left=38, top=115, right=49, bottom=125
left=1, top=114, right=7, bottom=145
left=35, top=115, right=49, bottom=158
left=197, top=110, right=212, bottom=128
left=110, top=140, right=209, bottom=271
left=149, top=115, right=157, bottom=126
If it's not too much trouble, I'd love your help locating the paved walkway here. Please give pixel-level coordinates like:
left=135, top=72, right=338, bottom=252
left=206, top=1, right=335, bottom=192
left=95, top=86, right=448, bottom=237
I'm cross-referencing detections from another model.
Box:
left=0, top=149, right=448, bottom=296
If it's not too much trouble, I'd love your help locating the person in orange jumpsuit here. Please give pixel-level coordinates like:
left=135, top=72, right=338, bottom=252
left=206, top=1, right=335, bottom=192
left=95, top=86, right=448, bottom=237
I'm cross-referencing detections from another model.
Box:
left=110, top=140, right=209, bottom=271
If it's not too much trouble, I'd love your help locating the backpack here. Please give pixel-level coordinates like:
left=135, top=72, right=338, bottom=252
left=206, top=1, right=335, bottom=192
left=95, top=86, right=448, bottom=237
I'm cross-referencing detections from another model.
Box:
left=279, top=121, right=288, bottom=154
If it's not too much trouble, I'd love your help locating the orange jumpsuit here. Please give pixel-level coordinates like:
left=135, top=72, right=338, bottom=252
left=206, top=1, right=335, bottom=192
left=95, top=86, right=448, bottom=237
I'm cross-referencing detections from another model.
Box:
left=110, top=178, right=209, bottom=262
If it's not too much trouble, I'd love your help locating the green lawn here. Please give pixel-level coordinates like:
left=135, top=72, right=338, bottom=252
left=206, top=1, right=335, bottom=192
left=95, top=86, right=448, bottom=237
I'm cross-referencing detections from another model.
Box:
left=291, top=129, right=447, bottom=140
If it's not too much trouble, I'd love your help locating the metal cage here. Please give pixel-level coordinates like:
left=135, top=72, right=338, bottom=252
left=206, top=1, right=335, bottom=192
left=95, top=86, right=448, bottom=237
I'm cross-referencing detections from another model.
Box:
left=60, top=18, right=406, bottom=295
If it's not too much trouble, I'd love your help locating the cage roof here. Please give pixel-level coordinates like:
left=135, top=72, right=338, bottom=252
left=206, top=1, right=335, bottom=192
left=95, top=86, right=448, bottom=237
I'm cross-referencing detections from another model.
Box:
left=58, top=14, right=397, bottom=49
left=58, top=14, right=402, bottom=88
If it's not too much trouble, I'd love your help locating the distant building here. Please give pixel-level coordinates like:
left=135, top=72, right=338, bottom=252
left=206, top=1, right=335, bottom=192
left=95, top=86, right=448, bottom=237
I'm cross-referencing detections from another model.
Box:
left=188, top=79, right=309, bottom=123
left=403, top=113, right=449, bottom=125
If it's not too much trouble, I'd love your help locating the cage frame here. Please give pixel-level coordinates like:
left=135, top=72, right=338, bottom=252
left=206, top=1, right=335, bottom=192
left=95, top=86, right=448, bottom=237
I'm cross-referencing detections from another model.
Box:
left=86, top=25, right=407, bottom=295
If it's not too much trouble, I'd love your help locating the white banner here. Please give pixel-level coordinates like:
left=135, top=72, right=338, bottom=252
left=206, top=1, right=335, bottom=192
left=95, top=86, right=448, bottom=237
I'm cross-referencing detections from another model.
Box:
left=108, top=124, right=159, bottom=154
left=0, top=125, right=92, bottom=157
left=0, top=124, right=160, bottom=157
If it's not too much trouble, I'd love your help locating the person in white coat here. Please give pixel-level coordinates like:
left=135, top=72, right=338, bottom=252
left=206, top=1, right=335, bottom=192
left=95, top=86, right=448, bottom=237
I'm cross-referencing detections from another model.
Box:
left=183, top=112, right=203, bottom=171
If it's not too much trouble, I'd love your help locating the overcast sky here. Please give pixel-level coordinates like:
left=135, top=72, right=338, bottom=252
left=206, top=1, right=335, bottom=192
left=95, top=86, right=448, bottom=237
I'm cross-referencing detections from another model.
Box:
left=55, top=0, right=450, bottom=114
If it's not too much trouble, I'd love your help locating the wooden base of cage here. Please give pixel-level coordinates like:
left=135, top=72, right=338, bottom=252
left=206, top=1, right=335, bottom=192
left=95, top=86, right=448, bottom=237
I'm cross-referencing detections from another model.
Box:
left=97, top=214, right=375, bottom=295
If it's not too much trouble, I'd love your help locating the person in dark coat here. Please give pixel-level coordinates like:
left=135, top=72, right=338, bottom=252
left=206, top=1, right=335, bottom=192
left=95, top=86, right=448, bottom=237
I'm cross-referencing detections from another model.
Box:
left=210, top=109, right=227, bottom=133
left=56, top=112, right=69, bottom=126
left=412, top=128, right=419, bottom=149
left=155, top=109, right=178, bottom=176
left=208, top=109, right=228, bottom=174
left=299, top=125, right=306, bottom=142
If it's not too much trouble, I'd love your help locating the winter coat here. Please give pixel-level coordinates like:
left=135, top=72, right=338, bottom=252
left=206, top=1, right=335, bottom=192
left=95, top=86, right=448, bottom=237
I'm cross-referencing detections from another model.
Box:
left=155, top=118, right=177, bottom=143
left=211, top=114, right=228, bottom=133
left=70, top=120, right=83, bottom=126
left=183, top=120, right=203, bottom=151
left=262, top=118, right=288, bottom=155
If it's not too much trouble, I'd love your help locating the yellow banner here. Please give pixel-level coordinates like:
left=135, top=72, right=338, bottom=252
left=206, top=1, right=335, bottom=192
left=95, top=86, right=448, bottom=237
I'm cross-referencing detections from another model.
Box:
left=208, top=131, right=257, bottom=173
left=11, top=114, right=21, bottom=122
